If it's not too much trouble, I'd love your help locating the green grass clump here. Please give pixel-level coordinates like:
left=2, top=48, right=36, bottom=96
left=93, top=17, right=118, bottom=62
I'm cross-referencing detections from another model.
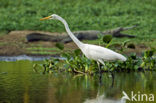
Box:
left=0, top=0, right=156, bottom=54
left=0, top=0, right=156, bottom=37
left=26, top=47, right=60, bottom=55
left=0, top=0, right=155, bottom=55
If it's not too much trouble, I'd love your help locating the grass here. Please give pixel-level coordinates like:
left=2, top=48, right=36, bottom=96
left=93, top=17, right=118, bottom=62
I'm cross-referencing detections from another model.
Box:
left=26, top=47, right=60, bottom=55
left=0, top=0, right=156, bottom=33
left=30, top=51, right=59, bottom=55
left=0, top=0, right=155, bottom=55
left=26, top=47, right=60, bottom=51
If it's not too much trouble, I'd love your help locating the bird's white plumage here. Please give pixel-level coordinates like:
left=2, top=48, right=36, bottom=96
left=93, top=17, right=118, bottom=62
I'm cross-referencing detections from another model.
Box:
left=81, top=44, right=126, bottom=61
left=41, top=14, right=127, bottom=67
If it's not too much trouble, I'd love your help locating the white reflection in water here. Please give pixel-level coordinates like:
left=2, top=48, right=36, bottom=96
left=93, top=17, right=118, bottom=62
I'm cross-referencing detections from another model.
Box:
left=84, top=91, right=126, bottom=103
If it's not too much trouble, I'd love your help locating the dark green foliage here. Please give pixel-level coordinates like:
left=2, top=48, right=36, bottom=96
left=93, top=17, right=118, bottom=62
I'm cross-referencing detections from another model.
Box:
left=35, top=48, right=156, bottom=74
left=55, top=42, right=64, bottom=50
left=127, top=43, right=135, bottom=49
left=144, top=49, right=155, bottom=58
left=61, top=49, right=97, bottom=74
left=141, top=49, right=156, bottom=70
left=109, top=53, right=141, bottom=71
left=42, top=58, right=60, bottom=74
left=34, top=37, right=156, bottom=74
left=32, top=34, right=156, bottom=74
left=103, top=35, right=112, bottom=44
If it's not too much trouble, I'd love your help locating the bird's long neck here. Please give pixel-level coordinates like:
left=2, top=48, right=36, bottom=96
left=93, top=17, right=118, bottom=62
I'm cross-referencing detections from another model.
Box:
left=57, top=16, right=83, bottom=48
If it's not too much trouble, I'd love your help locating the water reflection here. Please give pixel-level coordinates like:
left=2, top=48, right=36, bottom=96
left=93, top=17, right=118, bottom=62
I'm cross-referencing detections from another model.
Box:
left=0, top=61, right=156, bottom=103
left=83, top=93, right=123, bottom=103
left=83, top=73, right=125, bottom=103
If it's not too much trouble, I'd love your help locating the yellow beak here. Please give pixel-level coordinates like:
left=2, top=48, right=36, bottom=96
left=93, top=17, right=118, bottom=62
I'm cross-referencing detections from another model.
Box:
left=40, top=16, right=51, bottom=21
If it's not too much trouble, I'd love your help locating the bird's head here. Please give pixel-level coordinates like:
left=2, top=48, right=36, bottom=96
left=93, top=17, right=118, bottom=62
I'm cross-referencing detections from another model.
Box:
left=40, top=14, right=59, bottom=21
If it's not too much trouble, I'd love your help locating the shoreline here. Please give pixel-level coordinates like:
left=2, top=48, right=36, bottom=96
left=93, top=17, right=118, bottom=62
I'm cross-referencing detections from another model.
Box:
left=0, top=30, right=153, bottom=57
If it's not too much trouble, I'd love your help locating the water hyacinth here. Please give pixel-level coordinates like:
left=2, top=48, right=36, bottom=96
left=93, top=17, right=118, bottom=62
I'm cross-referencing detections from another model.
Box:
left=34, top=35, right=156, bottom=74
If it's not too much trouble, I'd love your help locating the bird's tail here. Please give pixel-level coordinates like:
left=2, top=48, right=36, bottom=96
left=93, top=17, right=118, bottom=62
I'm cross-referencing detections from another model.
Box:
left=118, top=54, right=127, bottom=61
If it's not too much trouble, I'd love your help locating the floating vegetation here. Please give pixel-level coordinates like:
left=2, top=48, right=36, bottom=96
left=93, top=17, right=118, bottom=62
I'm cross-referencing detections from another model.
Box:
left=34, top=49, right=156, bottom=74
left=34, top=35, right=156, bottom=74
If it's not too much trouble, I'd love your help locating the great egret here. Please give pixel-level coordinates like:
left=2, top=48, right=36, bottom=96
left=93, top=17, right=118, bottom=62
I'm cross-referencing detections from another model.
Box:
left=40, top=14, right=126, bottom=71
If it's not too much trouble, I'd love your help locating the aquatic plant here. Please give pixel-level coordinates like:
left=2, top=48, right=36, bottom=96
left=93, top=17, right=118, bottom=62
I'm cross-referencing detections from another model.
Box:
left=35, top=49, right=155, bottom=74
left=34, top=35, right=156, bottom=74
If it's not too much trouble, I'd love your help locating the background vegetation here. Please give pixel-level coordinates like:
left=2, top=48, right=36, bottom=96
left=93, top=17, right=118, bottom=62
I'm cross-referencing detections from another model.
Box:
left=0, top=0, right=155, bottom=32
left=0, top=0, right=156, bottom=52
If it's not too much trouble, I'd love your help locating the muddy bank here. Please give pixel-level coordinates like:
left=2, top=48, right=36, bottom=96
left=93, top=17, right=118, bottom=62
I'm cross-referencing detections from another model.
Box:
left=0, top=30, right=147, bottom=56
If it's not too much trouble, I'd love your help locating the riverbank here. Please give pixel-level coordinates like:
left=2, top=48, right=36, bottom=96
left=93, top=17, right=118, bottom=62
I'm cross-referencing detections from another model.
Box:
left=0, top=0, right=156, bottom=56
left=0, top=30, right=78, bottom=56
left=0, top=30, right=153, bottom=56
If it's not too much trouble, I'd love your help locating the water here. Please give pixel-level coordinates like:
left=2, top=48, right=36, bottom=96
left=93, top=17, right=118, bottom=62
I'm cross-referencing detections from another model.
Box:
left=0, top=55, right=51, bottom=61
left=0, top=60, right=156, bottom=103
left=0, top=55, right=66, bottom=62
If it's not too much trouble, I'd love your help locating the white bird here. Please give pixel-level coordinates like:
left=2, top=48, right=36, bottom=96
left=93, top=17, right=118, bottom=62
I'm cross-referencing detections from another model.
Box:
left=40, top=14, right=126, bottom=71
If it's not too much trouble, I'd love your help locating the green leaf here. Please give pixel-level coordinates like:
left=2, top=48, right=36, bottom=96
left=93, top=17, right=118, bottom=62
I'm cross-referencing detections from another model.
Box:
left=55, top=42, right=64, bottom=50
left=74, top=49, right=81, bottom=56
left=144, top=49, right=155, bottom=57
left=122, top=40, right=130, bottom=47
left=102, top=35, right=112, bottom=44
left=61, top=53, right=70, bottom=60
left=130, top=53, right=137, bottom=60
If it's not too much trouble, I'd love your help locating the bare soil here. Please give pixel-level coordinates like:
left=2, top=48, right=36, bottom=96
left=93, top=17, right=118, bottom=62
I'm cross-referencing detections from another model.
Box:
left=0, top=30, right=77, bottom=56
left=0, top=30, right=148, bottom=56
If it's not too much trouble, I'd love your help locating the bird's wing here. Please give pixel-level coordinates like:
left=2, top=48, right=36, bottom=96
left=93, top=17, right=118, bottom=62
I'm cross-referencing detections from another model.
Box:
left=83, top=44, right=126, bottom=61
